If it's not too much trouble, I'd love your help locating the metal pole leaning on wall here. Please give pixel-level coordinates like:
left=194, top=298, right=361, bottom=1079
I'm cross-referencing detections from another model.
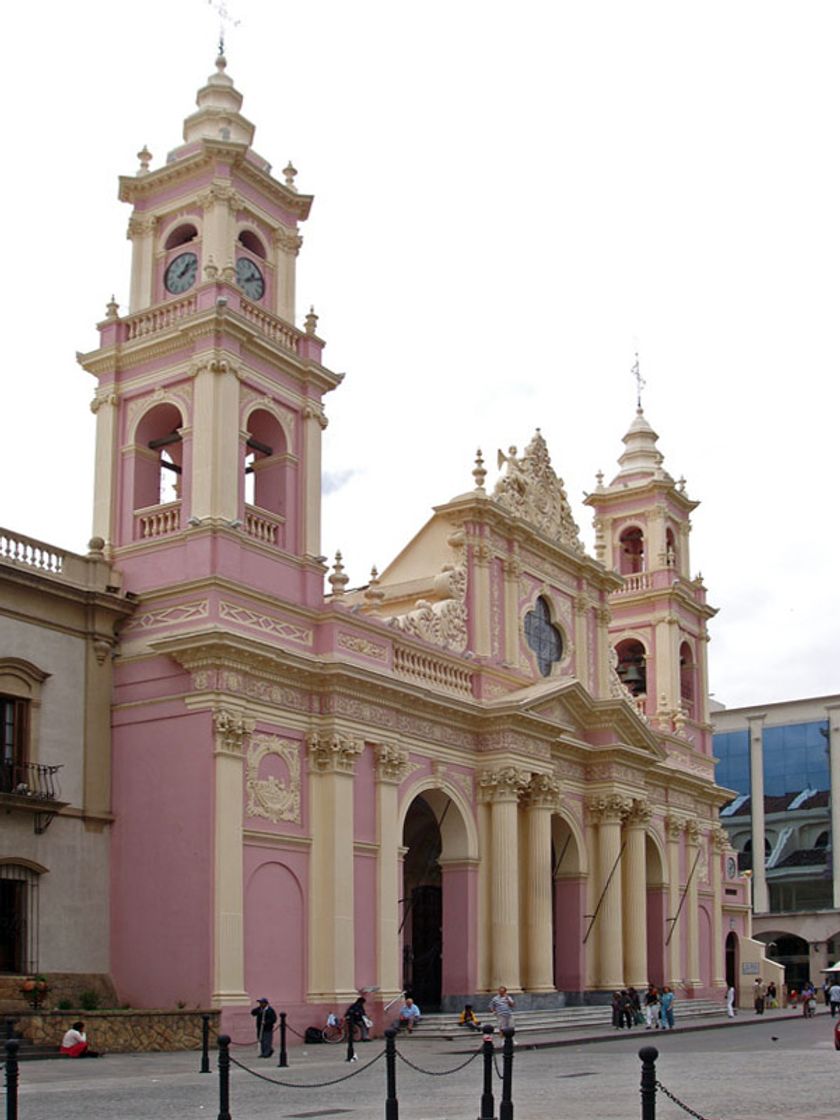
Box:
left=278, top=1012, right=288, bottom=1068
left=499, top=1028, right=515, bottom=1120
left=5, top=1038, right=19, bottom=1120
left=639, top=1046, right=658, bottom=1120
left=200, top=1014, right=211, bottom=1073
left=346, top=1020, right=356, bottom=1063
left=217, top=1034, right=231, bottom=1120
left=384, top=1028, right=399, bottom=1120
left=478, top=1024, right=496, bottom=1120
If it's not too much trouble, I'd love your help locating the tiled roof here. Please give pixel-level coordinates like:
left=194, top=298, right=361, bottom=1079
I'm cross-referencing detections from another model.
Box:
left=720, top=790, right=830, bottom=816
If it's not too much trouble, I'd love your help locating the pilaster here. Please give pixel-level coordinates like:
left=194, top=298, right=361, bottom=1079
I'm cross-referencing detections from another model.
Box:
left=127, top=213, right=156, bottom=312
left=502, top=554, right=522, bottom=665
left=273, top=227, right=302, bottom=324
left=471, top=543, right=493, bottom=657
left=573, top=595, right=590, bottom=685
left=212, top=706, right=253, bottom=1005
left=374, top=743, right=410, bottom=1000
left=90, top=391, right=118, bottom=547
left=302, top=405, right=327, bottom=558
left=190, top=355, right=241, bottom=523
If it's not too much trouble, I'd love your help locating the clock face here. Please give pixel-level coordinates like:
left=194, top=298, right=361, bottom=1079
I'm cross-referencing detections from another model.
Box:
left=164, top=252, right=198, bottom=294
left=236, top=257, right=265, bottom=301
left=726, top=856, right=737, bottom=879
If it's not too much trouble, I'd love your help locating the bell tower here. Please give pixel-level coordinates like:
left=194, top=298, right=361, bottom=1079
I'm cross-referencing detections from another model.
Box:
left=585, top=408, right=717, bottom=753
left=80, top=54, right=340, bottom=604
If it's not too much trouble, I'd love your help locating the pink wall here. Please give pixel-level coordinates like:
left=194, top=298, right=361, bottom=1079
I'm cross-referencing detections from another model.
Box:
left=110, top=706, right=213, bottom=1008
left=554, top=877, right=586, bottom=990
left=646, top=887, right=667, bottom=987
left=244, top=858, right=305, bottom=1008
left=354, top=852, right=378, bottom=989
left=441, top=865, right=477, bottom=994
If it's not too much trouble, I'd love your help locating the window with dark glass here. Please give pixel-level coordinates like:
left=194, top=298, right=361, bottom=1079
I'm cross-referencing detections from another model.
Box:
left=524, top=597, right=563, bottom=677
left=0, top=696, right=29, bottom=794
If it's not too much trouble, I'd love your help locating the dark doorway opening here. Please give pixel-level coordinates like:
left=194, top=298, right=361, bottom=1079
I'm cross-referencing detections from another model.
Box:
left=0, top=880, right=25, bottom=973
left=403, top=796, right=443, bottom=1010
left=725, top=931, right=737, bottom=993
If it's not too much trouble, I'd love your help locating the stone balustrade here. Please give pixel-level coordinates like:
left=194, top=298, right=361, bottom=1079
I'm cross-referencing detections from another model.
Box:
left=393, top=644, right=473, bottom=696
left=124, top=296, right=198, bottom=340
left=135, top=501, right=182, bottom=539
left=244, top=505, right=284, bottom=546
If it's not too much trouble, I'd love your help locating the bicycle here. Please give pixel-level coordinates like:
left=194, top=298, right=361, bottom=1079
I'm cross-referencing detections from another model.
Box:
left=322, top=1017, right=363, bottom=1044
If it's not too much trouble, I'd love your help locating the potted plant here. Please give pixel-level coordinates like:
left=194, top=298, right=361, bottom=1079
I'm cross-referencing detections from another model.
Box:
left=20, top=975, right=49, bottom=1009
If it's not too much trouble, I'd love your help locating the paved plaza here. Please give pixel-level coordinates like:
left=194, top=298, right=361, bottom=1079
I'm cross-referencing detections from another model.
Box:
left=6, top=1010, right=840, bottom=1120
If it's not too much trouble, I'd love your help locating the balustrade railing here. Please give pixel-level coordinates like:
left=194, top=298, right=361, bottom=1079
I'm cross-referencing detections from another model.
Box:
left=244, top=506, right=284, bottom=547
left=0, top=530, right=65, bottom=574
left=124, top=296, right=197, bottom=340
left=135, top=501, right=182, bottom=539
left=0, top=760, right=62, bottom=801
left=617, top=571, right=652, bottom=594
left=238, top=301, right=302, bottom=353
left=393, top=645, right=474, bottom=696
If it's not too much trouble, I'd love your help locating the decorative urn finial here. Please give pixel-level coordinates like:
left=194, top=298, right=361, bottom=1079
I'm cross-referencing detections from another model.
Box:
left=472, top=449, right=487, bottom=492
left=137, top=146, right=152, bottom=175
left=329, top=551, right=349, bottom=597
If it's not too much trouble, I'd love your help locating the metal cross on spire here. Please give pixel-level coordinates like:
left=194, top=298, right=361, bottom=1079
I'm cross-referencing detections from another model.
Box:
left=631, top=352, right=646, bottom=409
left=208, top=0, right=241, bottom=57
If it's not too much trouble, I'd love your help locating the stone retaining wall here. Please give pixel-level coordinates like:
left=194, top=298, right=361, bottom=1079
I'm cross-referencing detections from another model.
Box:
left=15, top=1009, right=220, bottom=1053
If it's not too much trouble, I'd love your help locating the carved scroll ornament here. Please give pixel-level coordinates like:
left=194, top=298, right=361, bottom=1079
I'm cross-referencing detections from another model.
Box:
left=493, top=431, right=583, bottom=551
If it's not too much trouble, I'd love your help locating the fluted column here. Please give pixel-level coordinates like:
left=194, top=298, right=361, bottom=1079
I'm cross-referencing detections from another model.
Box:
left=307, top=731, right=363, bottom=1001
left=522, top=774, right=561, bottom=992
left=685, top=820, right=702, bottom=985
left=480, top=767, right=529, bottom=990
left=827, top=705, right=840, bottom=908
left=664, top=815, right=684, bottom=985
left=747, top=713, right=768, bottom=912
left=212, top=708, right=253, bottom=1005
left=588, top=794, right=631, bottom=989
left=622, top=799, right=651, bottom=988
left=710, top=827, right=728, bottom=988
left=374, top=743, right=410, bottom=1001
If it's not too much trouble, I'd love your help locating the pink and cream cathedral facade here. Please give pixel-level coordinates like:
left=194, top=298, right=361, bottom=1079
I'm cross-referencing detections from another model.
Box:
left=11, top=57, right=773, bottom=1030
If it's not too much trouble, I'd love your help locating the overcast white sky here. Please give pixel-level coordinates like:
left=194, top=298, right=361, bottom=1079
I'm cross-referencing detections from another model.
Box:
left=2, top=1, right=838, bottom=709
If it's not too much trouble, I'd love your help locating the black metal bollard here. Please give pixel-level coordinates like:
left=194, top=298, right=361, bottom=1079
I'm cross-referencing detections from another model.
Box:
left=4, top=1019, right=14, bottom=1042
left=499, top=1028, right=515, bottom=1120
left=345, top=1020, right=356, bottom=1063
left=639, top=1046, right=658, bottom=1120
left=217, top=1034, right=231, bottom=1120
left=477, top=1024, right=496, bottom=1120
left=5, top=1039, right=20, bottom=1120
left=200, top=1014, right=211, bottom=1074
left=384, top=1027, right=399, bottom=1120
left=277, top=1011, right=288, bottom=1068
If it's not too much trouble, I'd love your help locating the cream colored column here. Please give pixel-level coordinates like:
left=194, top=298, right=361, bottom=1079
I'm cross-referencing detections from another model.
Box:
left=302, top=406, right=327, bottom=558
left=588, top=795, right=629, bottom=989
left=212, top=708, right=253, bottom=1005
left=583, top=816, right=598, bottom=989
left=127, top=213, right=156, bottom=312
left=374, top=744, right=409, bottom=1002
left=274, top=228, right=302, bottom=323
left=481, top=767, right=528, bottom=990
left=573, top=595, right=590, bottom=684
left=685, top=821, right=702, bottom=986
left=307, top=732, right=363, bottom=1001
left=747, top=714, right=768, bottom=912
left=696, top=631, right=712, bottom=725
left=190, top=356, right=241, bottom=523
left=664, top=815, right=684, bottom=985
left=471, top=544, right=493, bottom=657
left=594, top=606, right=612, bottom=697
left=622, top=799, right=651, bottom=988
left=522, top=775, right=561, bottom=992
left=502, top=554, right=522, bottom=665
left=90, top=391, right=118, bottom=547
left=477, top=796, right=492, bottom=991
left=709, top=827, right=727, bottom=988
left=826, top=705, right=840, bottom=909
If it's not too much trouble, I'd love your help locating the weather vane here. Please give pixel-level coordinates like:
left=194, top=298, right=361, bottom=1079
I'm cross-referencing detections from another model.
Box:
left=208, top=0, right=241, bottom=56
left=631, top=351, right=646, bottom=409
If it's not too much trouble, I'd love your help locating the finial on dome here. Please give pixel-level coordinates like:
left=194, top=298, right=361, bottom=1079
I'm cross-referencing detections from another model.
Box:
left=137, top=146, right=152, bottom=175
left=631, top=351, right=645, bottom=410
left=364, top=566, right=385, bottom=604
left=595, top=469, right=604, bottom=490
left=283, top=162, right=298, bottom=191
left=472, top=449, right=487, bottom=492
left=216, top=51, right=227, bottom=71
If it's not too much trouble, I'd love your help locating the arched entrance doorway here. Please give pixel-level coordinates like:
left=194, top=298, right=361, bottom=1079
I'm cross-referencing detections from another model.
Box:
left=725, top=930, right=739, bottom=991
left=645, top=835, right=667, bottom=987
left=551, top=814, right=585, bottom=991
left=401, top=788, right=475, bottom=1011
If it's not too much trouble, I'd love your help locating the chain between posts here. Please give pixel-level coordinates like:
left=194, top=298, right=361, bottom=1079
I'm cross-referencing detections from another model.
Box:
left=228, top=1048, right=384, bottom=1088
left=395, top=1047, right=482, bottom=1076
left=655, top=1080, right=712, bottom=1120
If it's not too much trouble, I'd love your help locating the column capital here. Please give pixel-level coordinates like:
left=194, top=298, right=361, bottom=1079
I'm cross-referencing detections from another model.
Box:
left=521, top=772, right=562, bottom=810
left=479, top=766, right=530, bottom=803
left=685, top=818, right=702, bottom=846
left=624, top=797, right=652, bottom=828
left=213, top=707, right=254, bottom=756
left=586, top=792, right=632, bottom=824
left=307, top=732, right=364, bottom=774
left=664, top=814, right=686, bottom=842
left=374, top=742, right=410, bottom=784
left=274, top=226, right=304, bottom=255
left=710, top=825, right=730, bottom=853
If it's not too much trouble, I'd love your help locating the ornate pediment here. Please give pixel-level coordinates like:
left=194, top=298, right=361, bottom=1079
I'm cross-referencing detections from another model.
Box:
left=493, top=431, right=583, bottom=552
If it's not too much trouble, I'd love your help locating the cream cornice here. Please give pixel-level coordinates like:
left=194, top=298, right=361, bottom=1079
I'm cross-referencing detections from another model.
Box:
left=242, top=828, right=312, bottom=850
left=583, top=476, right=700, bottom=515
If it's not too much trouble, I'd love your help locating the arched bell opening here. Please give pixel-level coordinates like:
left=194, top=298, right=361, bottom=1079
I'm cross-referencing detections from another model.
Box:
left=615, top=638, right=647, bottom=698
left=129, top=402, right=186, bottom=541
left=401, top=789, right=474, bottom=1011
left=618, top=525, right=645, bottom=574
left=242, top=408, right=289, bottom=549
left=679, top=640, right=696, bottom=720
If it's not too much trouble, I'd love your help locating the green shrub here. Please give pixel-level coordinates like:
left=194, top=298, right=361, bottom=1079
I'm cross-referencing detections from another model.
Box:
left=79, top=990, right=101, bottom=1011
left=56, top=999, right=73, bottom=1011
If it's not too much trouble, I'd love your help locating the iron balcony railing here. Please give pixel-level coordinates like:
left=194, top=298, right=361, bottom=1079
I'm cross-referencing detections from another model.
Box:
left=0, top=761, right=63, bottom=801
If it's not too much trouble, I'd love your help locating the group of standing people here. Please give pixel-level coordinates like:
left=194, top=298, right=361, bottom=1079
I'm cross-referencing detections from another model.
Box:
left=618, top=985, right=675, bottom=1030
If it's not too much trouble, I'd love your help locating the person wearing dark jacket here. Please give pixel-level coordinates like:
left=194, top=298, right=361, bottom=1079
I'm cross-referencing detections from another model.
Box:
left=251, top=997, right=277, bottom=1057
left=345, top=995, right=371, bottom=1040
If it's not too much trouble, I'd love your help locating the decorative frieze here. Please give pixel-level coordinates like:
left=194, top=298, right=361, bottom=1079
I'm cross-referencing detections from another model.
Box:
left=246, top=734, right=301, bottom=823
left=337, top=632, right=388, bottom=662
left=219, top=601, right=313, bottom=646
left=122, top=600, right=209, bottom=632
left=307, top=732, right=364, bottom=774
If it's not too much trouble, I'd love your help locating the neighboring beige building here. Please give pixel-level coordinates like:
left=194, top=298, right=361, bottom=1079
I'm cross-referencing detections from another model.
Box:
left=0, top=530, right=132, bottom=1005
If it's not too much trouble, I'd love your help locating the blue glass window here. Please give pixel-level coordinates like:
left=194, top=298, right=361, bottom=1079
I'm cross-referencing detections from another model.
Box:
left=524, top=597, right=563, bottom=677
left=714, top=721, right=830, bottom=797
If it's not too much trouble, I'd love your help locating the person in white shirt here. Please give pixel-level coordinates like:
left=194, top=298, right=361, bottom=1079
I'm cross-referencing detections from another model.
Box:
left=60, top=1021, right=100, bottom=1058
left=828, top=980, right=840, bottom=1017
left=396, top=997, right=421, bottom=1033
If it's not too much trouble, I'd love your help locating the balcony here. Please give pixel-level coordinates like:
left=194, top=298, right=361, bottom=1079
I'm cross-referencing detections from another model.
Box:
left=0, top=761, right=67, bottom=834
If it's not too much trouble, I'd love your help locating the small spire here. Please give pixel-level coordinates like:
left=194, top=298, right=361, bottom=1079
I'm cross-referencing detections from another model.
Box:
left=304, top=306, right=319, bottom=336
left=677, top=475, right=687, bottom=493
left=329, top=551, right=349, bottom=597
left=472, top=449, right=487, bottom=492
left=595, top=469, right=604, bottom=490
left=105, top=295, right=119, bottom=320
left=631, top=351, right=646, bottom=410
left=364, top=566, right=385, bottom=604
left=137, top=146, right=152, bottom=175
left=283, top=162, right=298, bottom=191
